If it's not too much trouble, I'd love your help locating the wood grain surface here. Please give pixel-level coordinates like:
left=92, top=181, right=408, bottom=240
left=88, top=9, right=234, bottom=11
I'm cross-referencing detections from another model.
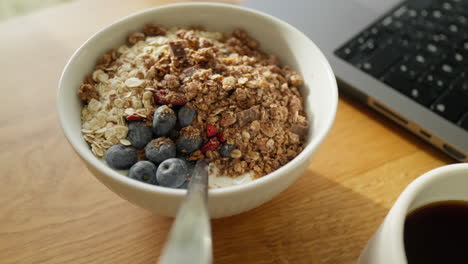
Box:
left=0, top=0, right=452, bottom=263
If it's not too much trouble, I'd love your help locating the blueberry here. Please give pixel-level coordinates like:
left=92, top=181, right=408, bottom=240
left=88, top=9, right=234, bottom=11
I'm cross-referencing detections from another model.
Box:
left=127, top=121, right=153, bottom=149
left=176, top=126, right=203, bottom=154
left=178, top=105, right=196, bottom=127
left=219, top=143, right=236, bottom=157
left=156, top=158, right=188, bottom=188
left=128, top=161, right=157, bottom=184
left=173, top=155, right=195, bottom=189
left=105, top=144, right=138, bottom=170
left=145, top=137, right=176, bottom=164
left=153, top=105, right=176, bottom=137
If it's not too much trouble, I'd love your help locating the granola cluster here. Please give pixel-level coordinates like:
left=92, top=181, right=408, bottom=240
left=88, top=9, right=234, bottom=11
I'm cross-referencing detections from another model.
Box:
left=79, top=24, right=308, bottom=178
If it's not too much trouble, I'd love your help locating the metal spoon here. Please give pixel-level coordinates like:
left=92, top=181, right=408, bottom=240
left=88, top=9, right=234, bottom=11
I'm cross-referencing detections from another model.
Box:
left=158, top=159, right=212, bottom=264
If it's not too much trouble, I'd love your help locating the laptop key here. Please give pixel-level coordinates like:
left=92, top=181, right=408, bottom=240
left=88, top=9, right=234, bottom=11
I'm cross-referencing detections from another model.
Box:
left=366, top=25, right=384, bottom=38
left=360, top=45, right=402, bottom=77
left=356, top=34, right=369, bottom=45
left=408, top=53, right=432, bottom=69
left=407, top=27, right=429, bottom=41
left=409, top=84, right=441, bottom=106
left=451, top=75, right=468, bottom=95
left=447, top=23, right=460, bottom=36
left=458, top=1, right=468, bottom=13
left=395, top=61, right=422, bottom=80
left=441, top=2, right=454, bottom=12
left=416, top=19, right=442, bottom=32
left=383, top=71, right=414, bottom=95
left=395, top=34, right=421, bottom=51
left=388, top=20, right=405, bottom=32
left=435, top=61, right=460, bottom=78
left=462, top=39, right=468, bottom=52
left=422, top=72, right=449, bottom=92
left=407, top=0, right=435, bottom=9
left=359, top=39, right=378, bottom=55
left=393, top=5, right=409, bottom=18
left=449, top=51, right=466, bottom=66
left=430, top=32, right=451, bottom=47
left=432, top=89, right=468, bottom=122
left=335, top=41, right=360, bottom=60
left=430, top=9, right=444, bottom=20
left=454, top=14, right=468, bottom=27
left=424, top=42, right=442, bottom=55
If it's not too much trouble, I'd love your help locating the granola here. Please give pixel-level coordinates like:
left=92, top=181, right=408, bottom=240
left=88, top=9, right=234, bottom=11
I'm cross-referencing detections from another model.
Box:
left=79, top=24, right=308, bottom=180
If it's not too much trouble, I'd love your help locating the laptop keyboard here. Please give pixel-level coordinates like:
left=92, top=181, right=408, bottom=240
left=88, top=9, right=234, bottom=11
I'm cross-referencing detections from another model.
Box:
left=335, top=0, right=468, bottom=130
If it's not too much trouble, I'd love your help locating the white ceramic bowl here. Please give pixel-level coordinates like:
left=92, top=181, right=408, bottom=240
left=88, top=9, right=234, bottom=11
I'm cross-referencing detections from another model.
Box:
left=57, top=2, right=338, bottom=218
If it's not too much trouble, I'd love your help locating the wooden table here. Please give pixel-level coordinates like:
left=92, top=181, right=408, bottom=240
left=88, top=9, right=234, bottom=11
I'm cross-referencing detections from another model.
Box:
left=0, top=0, right=452, bottom=263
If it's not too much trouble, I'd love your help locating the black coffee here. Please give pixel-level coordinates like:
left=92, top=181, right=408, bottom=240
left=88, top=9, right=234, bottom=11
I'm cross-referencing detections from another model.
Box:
left=404, top=200, right=468, bottom=264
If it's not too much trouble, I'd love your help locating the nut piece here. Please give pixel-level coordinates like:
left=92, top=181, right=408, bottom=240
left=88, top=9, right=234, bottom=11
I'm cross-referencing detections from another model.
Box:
left=169, top=41, right=186, bottom=61
left=127, top=32, right=145, bottom=45
left=289, top=73, right=303, bottom=86
left=160, top=74, right=180, bottom=90
left=188, top=150, right=205, bottom=160
left=237, top=106, right=260, bottom=127
left=241, top=131, right=250, bottom=140
left=222, top=76, right=236, bottom=91
left=180, top=65, right=200, bottom=79
left=237, top=77, right=248, bottom=85
left=245, top=151, right=259, bottom=161
left=289, top=96, right=303, bottom=113
left=260, top=122, right=276, bottom=138
left=96, top=49, right=118, bottom=68
left=144, top=24, right=167, bottom=36
left=249, top=120, right=260, bottom=132
left=78, top=84, right=98, bottom=102
left=290, top=123, right=309, bottom=139
left=220, top=111, right=237, bottom=127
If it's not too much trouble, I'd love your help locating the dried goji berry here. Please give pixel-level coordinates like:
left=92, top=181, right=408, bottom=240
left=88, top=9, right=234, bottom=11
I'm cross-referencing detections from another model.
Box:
left=153, top=90, right=169, bottom=105
left=206, top=123, right=218, bottom=138
left=167, top=97, right=187, bottom=105
left=126, top=115, right=144, bottom=121
left=217, top=133, right=226, bottom=142
left=201, top=137, right=220, bottom=153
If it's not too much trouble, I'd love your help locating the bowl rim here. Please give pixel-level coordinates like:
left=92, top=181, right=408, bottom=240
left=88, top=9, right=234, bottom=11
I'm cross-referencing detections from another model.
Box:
left=57, top=2, right=338, bottom=197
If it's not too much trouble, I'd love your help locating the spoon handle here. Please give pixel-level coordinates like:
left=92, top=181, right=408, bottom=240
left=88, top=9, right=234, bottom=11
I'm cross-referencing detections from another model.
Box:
left=158, top=160, right=212, bottom=264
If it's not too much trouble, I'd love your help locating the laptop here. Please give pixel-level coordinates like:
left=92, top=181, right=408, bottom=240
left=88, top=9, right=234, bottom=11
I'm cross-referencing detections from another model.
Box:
left=241, top=0, right=468, bottom=162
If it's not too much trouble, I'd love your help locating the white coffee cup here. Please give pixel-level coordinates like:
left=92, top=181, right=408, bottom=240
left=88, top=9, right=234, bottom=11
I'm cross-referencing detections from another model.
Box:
left=357, top=163, right=468, bottom=264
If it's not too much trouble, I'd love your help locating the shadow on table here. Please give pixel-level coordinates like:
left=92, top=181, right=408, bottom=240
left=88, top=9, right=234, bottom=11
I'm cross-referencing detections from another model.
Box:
left=210, top=170, right=388, bottom=264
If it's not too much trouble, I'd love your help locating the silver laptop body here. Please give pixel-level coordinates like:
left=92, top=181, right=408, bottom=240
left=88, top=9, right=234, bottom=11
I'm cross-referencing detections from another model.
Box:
left=242, top=0, right=468, bottom=162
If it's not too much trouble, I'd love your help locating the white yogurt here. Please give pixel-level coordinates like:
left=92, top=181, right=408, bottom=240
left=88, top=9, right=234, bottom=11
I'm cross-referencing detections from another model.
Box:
left=207, top=163, right=254, bottom=189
